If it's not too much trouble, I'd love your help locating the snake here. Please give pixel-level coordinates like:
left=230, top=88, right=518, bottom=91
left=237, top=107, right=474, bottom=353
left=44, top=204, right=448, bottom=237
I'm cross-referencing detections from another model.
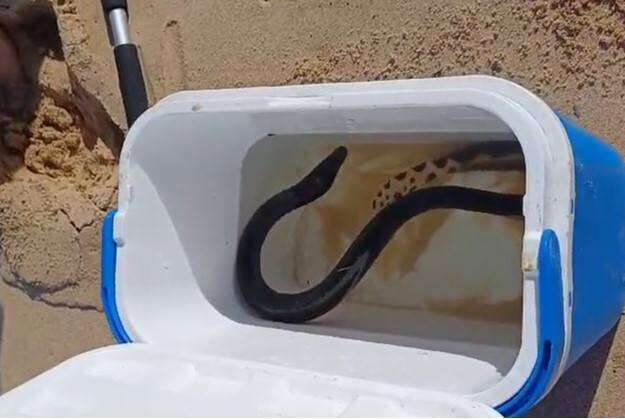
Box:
left=236, top=143, right=525, bottom=323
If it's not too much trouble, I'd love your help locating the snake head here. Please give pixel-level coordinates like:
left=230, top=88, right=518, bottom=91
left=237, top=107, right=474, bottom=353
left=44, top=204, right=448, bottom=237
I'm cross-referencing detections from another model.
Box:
left=302, top=146, right=348, bottom=198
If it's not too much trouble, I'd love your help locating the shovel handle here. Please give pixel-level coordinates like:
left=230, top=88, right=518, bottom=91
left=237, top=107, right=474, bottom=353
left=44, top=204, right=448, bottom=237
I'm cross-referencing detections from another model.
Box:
left=102, top=0, right=148, bottom=127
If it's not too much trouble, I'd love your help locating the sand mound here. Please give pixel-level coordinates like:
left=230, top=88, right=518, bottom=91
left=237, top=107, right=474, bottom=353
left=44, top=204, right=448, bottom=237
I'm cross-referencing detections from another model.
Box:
left=1, top=81, right=118, bottom=314
left=0, top=0, right=120, bottom=390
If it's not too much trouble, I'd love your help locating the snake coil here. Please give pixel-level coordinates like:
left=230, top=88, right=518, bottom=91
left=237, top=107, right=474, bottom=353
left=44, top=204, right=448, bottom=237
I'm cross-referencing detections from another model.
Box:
left=236, top=146, right=523, bottom=323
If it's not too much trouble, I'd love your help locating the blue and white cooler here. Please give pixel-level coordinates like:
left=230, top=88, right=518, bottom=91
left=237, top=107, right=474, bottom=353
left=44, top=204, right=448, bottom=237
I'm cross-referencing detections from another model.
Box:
left=0, top=76, right=623, bottom=417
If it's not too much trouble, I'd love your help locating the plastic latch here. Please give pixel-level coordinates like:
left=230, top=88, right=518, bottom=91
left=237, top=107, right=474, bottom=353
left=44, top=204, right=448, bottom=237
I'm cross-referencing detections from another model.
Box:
left=522, top=230, right=542, bottom=273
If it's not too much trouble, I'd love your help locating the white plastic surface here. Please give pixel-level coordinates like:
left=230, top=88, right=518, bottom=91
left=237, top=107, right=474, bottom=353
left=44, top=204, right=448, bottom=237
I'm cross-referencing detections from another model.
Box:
left=0, top=345, right=499, bottom=417
left=109, top=76, right=574, bottom=410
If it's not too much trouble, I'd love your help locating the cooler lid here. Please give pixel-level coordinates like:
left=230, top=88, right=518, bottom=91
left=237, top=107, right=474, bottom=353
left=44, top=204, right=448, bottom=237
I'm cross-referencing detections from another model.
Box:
left=0, top=344, right=500, bottom=417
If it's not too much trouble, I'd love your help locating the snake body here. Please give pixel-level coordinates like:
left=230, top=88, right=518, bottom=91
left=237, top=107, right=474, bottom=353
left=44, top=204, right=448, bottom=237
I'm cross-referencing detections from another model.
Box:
left=237, top=144, right=524, bottom=323
left=372, top=141, right=525, bottom=210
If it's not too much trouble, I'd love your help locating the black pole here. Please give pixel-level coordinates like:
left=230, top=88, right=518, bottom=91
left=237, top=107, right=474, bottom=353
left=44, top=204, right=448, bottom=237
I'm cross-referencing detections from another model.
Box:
left=102, top=0, right=148, bottom=128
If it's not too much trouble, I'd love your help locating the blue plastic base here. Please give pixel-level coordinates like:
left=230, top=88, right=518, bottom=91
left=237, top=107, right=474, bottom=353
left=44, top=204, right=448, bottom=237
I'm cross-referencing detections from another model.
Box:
left=559, top=116, right=625, bottom=367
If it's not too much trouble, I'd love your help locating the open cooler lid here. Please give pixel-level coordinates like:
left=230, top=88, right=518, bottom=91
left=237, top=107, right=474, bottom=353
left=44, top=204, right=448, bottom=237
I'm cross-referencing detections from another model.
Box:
left=0, top=344, right=500, bottom=417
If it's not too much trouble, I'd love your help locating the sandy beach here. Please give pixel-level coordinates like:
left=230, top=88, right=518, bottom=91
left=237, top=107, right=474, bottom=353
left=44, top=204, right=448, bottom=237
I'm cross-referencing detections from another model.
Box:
left=0, top=0, right=624, bottom=416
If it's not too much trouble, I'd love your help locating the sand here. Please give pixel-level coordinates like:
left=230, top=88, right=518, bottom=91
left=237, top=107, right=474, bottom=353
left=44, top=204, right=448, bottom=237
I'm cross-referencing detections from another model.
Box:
left=0, top=0, right=624, bottom=416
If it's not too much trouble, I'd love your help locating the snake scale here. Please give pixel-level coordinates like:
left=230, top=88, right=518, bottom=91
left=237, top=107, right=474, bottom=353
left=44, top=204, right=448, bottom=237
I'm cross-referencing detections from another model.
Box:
left=236, top=142, right=525, bottom=323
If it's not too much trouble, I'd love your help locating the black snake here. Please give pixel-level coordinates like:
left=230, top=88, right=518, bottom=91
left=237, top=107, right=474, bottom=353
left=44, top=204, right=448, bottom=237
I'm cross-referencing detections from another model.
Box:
left=236, top=143, right=524, bottom=323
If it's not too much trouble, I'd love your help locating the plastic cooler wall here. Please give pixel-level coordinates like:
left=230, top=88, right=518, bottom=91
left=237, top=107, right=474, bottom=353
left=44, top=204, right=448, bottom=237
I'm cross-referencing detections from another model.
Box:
left=99, top=113, right=625, bottom=417
left=560, top=116, right=625, bottom=367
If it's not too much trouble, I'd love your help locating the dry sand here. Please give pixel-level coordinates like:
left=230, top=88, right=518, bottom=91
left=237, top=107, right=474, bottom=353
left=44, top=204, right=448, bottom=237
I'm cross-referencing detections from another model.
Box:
left=0, top=0, right=624, bottom=416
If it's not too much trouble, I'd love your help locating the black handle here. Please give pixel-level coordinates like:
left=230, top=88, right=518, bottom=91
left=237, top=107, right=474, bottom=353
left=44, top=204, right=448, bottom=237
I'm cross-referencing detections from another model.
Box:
left=114, top=44, right=148, bottom=127
left=102, top=0, right=128, bottom=14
